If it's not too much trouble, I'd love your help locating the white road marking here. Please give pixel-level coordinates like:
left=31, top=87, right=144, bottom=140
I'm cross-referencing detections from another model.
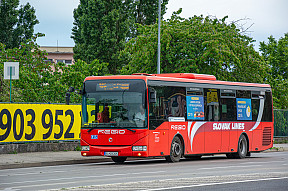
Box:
left=199, top=164, right=262, bottom=170
left=0, top=158, right=164, bottom=173
left=0, top=171, right=65, bottom=177
left=240, top=161, right=284, bottom=164
left=140, top=177, right=288, bottom=191
left=0, top=171, right=166, bottom=186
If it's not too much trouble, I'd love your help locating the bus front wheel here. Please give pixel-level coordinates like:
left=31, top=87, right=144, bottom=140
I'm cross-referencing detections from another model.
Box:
left=165, top=136, right=182, bottom=162
left=111, top=156, right=127, bottom=164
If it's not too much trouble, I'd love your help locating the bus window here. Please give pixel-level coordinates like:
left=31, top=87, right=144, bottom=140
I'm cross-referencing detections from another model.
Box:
left=237, top=90, right=251, bottom=98
left=186, top=88, right=204, bottom=120
left=220, top=89, right=236, bottom=121
left=149, top=86, right=186, bottom=129
left=251, top=91, right=263, bottom=121
left=236, top=90, right=252, bottom=121
left=204, top=89, right=220, bottom=121
left=262, top=91, right=273, bottom=122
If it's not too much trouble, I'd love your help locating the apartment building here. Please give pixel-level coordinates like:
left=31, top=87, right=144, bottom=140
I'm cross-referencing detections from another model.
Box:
left=39, top=46, right=74, bottom=65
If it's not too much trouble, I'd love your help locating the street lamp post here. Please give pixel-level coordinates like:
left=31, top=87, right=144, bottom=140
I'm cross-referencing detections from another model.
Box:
left=157, top=0, right=161, bottom=74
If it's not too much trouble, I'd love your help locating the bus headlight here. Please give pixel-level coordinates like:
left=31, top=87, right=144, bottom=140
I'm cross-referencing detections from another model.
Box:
left=132, top=146, right=147, bottom=151
left=81, top=146, right=90, bottom=151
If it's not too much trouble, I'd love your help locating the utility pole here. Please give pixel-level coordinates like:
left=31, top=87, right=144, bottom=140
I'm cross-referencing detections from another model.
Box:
left=157, top=0, right=161, bottom=74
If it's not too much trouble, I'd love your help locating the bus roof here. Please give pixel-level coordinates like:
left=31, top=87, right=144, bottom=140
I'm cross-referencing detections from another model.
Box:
left=84, top=73, right=271, bottom=89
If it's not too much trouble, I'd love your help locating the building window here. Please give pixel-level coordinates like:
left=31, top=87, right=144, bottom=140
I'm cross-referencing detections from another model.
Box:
left=65, top=60, right=72, bottom=65
left=57, top=60, right=64, bottom=63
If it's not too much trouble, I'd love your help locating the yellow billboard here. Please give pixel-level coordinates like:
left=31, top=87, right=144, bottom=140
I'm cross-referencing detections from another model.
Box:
left=0, top=103, right=81, bottom=143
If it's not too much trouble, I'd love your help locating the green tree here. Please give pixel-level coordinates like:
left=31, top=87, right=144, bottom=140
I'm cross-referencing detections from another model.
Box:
left=129, top=0, right=168, bottom=38
left=0, top=34, right=109, bottom=103
left=72, top=0, right=131, bottom=74
left=72, top=0, right=169, bottom=74
left=53, top=59, right=110, bottom=103
left=259, top=33, right=288, bottom=109
left=0, top=0, right=39, bottom=49
left=133, top=0, right=168, bottom=25
left=0, top=34, right=51, bottom=102
left=120, top=10, right=269, bottom=84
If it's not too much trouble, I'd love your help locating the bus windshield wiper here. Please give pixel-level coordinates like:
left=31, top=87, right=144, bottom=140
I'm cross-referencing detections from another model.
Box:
left=126, top=128, right=136, bottom=133
left=87, top=123, right=116, bottom=133
left=117, top=125, right=136, bottom=133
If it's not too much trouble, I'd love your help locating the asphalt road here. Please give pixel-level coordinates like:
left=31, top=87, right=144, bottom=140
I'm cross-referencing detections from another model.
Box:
left=0, top=152, right=288, bottom=191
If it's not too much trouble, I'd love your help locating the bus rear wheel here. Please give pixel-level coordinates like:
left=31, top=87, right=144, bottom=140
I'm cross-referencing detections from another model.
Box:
left=111, top=156, right=127, bottom=164
left=226, top=134, right=248, bottom=159
left=165, top=136, right=182, bottom=163
left=235, top=134, right=248, bottom=159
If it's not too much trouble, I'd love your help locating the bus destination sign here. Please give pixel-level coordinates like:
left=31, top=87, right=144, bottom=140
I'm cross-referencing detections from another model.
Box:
left=97, top=83, right=130, bottom=91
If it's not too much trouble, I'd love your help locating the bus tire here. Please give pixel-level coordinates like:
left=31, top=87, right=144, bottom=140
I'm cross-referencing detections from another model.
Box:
left=165, top=136, right=182, bottom=163
left=111, top=156, right=127, bottom=164
left=235, top=134, right=248, bottom=159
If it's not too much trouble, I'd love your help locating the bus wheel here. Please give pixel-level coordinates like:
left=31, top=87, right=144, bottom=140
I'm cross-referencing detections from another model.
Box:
left=165, top=136, right=182, bottom=162
left=235, top=134, right=248, bottom=159
left=111, top=156, right=127, bottom=164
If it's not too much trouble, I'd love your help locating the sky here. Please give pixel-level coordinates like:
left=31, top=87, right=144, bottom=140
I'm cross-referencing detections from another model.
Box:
left=20, top=0, right=288, bottom=50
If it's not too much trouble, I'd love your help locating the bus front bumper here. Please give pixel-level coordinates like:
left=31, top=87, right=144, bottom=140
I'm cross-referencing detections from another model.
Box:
left=81, top=145, right=148, bottom=157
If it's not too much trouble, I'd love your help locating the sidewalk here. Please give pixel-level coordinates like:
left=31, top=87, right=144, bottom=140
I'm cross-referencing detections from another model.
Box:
left=0, top=151, right=111, bottom=170
left=1, top=144, right=287, bottom=170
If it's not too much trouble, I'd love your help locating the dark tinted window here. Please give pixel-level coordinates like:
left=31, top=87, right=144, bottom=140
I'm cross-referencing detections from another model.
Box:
left=262, top=92, right=273, bottom=122
left=252, top=99, right=260, bottom=121
left=220, top=98, right=236, bottom=121
left=237, top=90, right=251, bottom=98
left=149, top=86, right=186, bottom=130
left=204, top=89, right=220, bottom=121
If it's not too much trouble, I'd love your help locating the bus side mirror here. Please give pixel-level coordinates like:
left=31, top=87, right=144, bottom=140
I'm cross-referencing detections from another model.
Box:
left=75, top=89, right=83, bottom=95
left=68, top=86, right=75, bottom=92
left=149, top=88, right=156, bottom=103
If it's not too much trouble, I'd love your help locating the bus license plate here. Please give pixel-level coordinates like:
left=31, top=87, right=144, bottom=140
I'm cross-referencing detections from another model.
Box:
left=104, top=152, right=118, bottom=156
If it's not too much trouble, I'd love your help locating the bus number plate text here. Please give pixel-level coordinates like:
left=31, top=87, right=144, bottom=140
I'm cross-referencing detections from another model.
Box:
left=104, top=152, right=118, bottom=156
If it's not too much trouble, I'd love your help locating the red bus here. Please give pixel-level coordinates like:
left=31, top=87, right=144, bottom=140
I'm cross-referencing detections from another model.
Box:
left=80, top=73, right=273, bottom=163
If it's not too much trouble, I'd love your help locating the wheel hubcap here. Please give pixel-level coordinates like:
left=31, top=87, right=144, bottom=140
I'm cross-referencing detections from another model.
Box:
left=240, top=139, right=246, bottom=155
left=173, top=143, right=181, bottom=156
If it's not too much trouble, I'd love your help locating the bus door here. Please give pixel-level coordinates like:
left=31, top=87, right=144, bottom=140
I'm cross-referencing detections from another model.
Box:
left=148, top=90, right=169, bottom=157
left=148, top=121, right=169, bottom=157
left=219, top=89, right=237, bottom=152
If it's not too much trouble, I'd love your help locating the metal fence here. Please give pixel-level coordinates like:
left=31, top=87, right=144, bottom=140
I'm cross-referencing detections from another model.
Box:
left=274, top=109, right=288, bottom=137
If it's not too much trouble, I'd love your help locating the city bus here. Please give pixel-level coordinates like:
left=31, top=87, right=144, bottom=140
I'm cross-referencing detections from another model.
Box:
left=80, top=73, right=273, bottom=163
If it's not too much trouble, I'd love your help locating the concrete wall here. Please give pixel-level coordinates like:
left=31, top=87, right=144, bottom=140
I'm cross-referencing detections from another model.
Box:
left=0, top=142, right=80, bottom=154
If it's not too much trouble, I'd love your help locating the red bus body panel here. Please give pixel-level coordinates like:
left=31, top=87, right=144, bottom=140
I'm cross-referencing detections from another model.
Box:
left=81, top=74, right=273, bottom=158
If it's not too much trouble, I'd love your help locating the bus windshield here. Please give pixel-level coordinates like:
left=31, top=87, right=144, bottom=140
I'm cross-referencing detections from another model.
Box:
left=81, top=80, right=147, bottom=129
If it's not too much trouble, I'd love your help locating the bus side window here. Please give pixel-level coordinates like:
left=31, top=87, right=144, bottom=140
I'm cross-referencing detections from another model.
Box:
left=262, top=91, right=273, bottom=122
left=204, top=88, right=220, bottom=121
left=220, top=89, right=236, bottom=121
left=148, top=86, right=186, bottom=129
left=148, top=86, right=165, bottom=130
left=251, top=91, right=262, bottom=121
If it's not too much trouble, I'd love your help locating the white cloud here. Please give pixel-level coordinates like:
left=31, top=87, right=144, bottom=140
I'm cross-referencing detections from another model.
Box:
left=18, top=0, right=287, bottom=47
left=164, top=0, right=288, bottom=48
